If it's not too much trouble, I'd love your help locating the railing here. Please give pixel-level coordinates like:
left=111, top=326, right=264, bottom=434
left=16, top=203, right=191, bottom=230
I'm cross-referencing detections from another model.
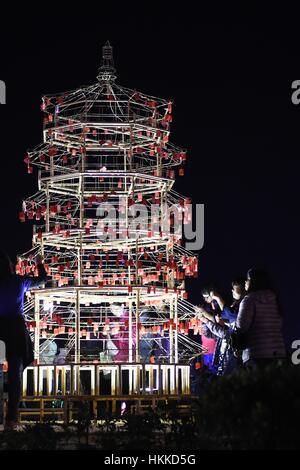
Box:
left=22, top=363, right=190, bottom=397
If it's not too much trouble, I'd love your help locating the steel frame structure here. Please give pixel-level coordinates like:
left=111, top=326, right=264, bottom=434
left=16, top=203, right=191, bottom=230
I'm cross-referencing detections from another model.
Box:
left=18, top=43, right=205, bottom=389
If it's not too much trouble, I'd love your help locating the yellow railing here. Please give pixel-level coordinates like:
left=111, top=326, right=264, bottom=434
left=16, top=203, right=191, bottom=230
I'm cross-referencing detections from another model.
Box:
left=22, top=363, right=190, bottom=397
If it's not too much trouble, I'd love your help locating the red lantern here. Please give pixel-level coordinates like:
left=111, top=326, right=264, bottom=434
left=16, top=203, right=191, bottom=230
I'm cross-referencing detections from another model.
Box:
left=19, top=211, right=26, bottom=223
left=133, top=92, right=141, bottom=101
left=48, top=146, right=57, bottom=157
left=146, top=100, right=156, bottom=108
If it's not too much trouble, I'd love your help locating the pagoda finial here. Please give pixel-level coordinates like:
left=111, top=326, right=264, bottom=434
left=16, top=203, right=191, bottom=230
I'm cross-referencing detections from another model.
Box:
left=97, top=41, right=116, bottom=82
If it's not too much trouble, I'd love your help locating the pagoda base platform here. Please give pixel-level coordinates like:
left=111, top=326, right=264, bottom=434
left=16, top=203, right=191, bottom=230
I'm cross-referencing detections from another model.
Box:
left=16, top=394, right=195, bottom=424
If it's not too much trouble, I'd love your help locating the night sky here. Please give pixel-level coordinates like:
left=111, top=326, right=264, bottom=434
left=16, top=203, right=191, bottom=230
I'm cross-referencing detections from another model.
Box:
left=0, top=6, right=299, bottom=349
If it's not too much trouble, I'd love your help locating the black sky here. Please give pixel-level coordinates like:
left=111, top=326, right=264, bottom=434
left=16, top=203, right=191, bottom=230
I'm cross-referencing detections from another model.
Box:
left=0, top=5, right=299, bottom=348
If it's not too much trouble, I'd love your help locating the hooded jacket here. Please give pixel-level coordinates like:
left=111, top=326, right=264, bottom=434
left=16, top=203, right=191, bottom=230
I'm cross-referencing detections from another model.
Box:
left=236, top=289, right=286, bottom=363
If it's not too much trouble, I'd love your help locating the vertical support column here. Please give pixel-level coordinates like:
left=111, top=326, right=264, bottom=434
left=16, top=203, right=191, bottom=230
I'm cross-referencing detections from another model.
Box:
left=79, top=174, right=84, bottom=227
left=161, top=184, right=166, bottom=235
left=75, top=291, right=81, bottom=394
left=169, top=296, right=173, bottom=364
left=126, top=198, right=131, bottom=287
left=157, top=153, right=162, bottom=178
left=164, top=366, right=168, bottom=394
left=34, top=366, right=39, bottom=397
left=40, top=234, right=44, bottom=261
left=135, top=287, right=140, bottom=363
left=90, top=366, right=95, bottom=395
left=129, top=123, right=133, bottom=172
left=186, top=366, right=190, bottom=394
left=22, top=368, right=28, bottom=397
left=75, top=173, right=84, bottom=392
left=34, top=294, right=40, bottom=363
left=135, top=236, right=139, bottom=288
left=174, top=295, right=178, bottom=364
left=128, top=298, right=133, bottom=363
left=170, top=366, right=175, bottom=395
left=77, top=246, right=82, bottom=288
left=118, top=364, right=122, bottom=395
left=61, top=367, right=66, bottom=395
left=38, top=367, right=44, bottom=396
left=133, top=366, right=138, bottom=394
left=47, top=367, right=53, bottom=395
left=54, top=366, right=58, bottom=395
left=167, top=244, right=175, bottom=289
left=129, top=366, right=133, bottom=395
left=111, top=367, right=116, bottom=395
left=81, top=133, right=86, bottom=172
left=96, top=366, right=100, bottom=395
left=50, top=152, right=54, bottom=178
left=123, top=129, right=127, bottom=175
left=149, top=365, right=154, bottom=393
left=46, top=182, right=50, bottom=233
left=123, top=129, right=129, bottom=285
left=75, top=291, right=81, bottom=363
left=78, top=174, right=84, bottom=286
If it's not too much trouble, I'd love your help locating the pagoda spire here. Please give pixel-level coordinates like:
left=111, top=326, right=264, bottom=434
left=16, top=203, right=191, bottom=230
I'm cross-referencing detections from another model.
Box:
left=97, top=41, right=116, bottom=82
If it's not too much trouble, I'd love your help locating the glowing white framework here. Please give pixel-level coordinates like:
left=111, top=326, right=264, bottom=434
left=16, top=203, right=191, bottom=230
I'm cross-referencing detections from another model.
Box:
left=18, top=42, right=204, bottom=379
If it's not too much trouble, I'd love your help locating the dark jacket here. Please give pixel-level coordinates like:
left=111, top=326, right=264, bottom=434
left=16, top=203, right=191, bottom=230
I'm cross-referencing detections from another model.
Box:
left=236, top=289, right=286, bottom=363
left=202, top=320, right=236, bottom=375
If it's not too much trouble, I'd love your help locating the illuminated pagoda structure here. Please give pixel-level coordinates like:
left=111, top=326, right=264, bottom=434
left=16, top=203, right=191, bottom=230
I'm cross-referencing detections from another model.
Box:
left=17, top=42, right=205, bottom=415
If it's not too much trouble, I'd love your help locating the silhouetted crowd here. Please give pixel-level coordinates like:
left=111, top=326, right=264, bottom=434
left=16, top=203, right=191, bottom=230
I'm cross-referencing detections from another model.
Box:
left=193, top=268, right=286, bottom=385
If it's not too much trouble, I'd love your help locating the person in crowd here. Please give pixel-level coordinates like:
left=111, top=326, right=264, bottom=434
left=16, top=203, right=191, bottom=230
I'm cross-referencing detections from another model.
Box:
left=201, top=285, right=221, bottom=313
left=199, top=285, right=222, bottom=370
left=235, top=268, right=286, bottom=368
left=210, top=278, right=246, bottom=324
left=197, top=279, right=246, bottom=375
left=197, top=310, right=237, bottom=375
left=0, top=251, right=47, bottom=430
